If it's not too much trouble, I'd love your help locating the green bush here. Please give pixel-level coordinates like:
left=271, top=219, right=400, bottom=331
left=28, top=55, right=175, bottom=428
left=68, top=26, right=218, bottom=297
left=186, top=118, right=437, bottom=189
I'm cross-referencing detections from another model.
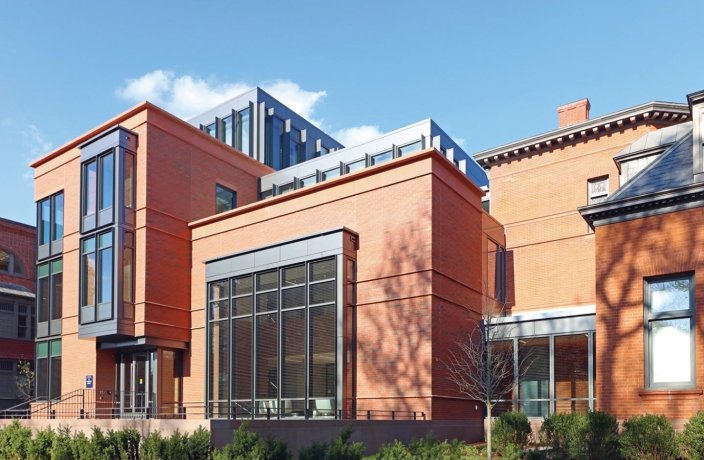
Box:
left=373, top=435, right=481, bottom=460
left=539, top=412, right=589, bottom=459
left=0, top=420, right=32, bottom=460
left=297, top=428, right=363, bottom=460
left=620, top=414, right=679, bottom=460
left=503, top=443, right=523, bottom=460
left=493, top=411, right=532, bottom=453
left=139, top=431, right=164, bottom=460
left=187, top=426, right=212, bottom=460
left=373, top=439, right=413, bottom=460
left=215, top=421, right=290, bottom=460
left=681, top=411, right=704, bottom=459
left=585, top=411, right=620, bottom=459
left=50, top=426, right=74, bottom=460
left=28, top=426, right=55, bottom=460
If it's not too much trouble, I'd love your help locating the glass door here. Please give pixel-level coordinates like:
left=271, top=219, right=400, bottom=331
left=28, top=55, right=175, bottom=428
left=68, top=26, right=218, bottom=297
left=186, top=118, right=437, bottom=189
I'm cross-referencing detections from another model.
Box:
left=116, top=350, right=156, bottom=417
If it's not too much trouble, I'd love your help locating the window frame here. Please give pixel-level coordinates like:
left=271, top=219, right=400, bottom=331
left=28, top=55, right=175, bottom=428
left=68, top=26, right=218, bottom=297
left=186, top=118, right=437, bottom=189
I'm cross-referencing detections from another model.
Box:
left=0, top=249, right=22, bottom=275
left=37, top=191, right=64, bottom=260
left=587, top=176, right=609, bottom=205
left=37, top=258, right=62, bottom=338
left=81, top=150, right=115, bottom=232
left=35, top=339, right=61, bottom=401
left=215, top=184, right=237, bottom=214
left=644, top=273, right=696, bottom=389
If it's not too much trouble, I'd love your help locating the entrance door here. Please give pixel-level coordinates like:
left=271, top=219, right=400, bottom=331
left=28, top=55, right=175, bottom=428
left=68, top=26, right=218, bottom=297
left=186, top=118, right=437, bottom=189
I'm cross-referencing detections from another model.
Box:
left=116, top=351, right=156, bottom=417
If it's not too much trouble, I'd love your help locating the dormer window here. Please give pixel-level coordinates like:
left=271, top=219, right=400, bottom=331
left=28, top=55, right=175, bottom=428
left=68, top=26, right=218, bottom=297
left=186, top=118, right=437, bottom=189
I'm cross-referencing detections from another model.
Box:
left=687, top=90, right=704, bottom=182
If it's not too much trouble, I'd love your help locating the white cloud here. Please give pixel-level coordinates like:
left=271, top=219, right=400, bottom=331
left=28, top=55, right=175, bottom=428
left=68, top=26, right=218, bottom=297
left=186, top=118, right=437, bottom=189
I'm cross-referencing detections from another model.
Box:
left=453, top=137, right=467, bottom=148
left=116, top=71, right=327, bottom=124
left=332, top=125, right=384, bottom=148
left=20, top=124, right=53, bottom=182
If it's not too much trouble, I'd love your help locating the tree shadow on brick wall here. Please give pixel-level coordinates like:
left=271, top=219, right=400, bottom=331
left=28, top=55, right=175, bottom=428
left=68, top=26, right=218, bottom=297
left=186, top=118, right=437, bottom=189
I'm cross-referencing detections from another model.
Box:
left=595, top=215, right=704, bottom=422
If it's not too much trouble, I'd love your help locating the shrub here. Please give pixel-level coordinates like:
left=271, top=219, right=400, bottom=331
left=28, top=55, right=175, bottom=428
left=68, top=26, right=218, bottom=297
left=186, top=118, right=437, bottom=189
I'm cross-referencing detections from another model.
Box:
left=215, top=421, right=290, bottom=460
left=139, top=431, right=164, bottom=460
left=585, top=411, right=620, bottom=459
left=28, top=426, right=55, bottom=460
left=503, top=443, right=523, bottom=460
left=539, top=412, right=589, bottom=459
left=373, top=440, right=413, bottom=460
left=681, top=411, right=704, bottom=459
left=0, top=420, right=32, bottom=460
left=187, top=426, right=212, bottom=460
left=619, top=414, right=679, bottom=460
left=298, top=428, right=363, bottom=460
left=373, top=435, right=479, bottom=460
left=50, top=426, right=73, bottom=460
left=493, top=411, right=532, bottom=453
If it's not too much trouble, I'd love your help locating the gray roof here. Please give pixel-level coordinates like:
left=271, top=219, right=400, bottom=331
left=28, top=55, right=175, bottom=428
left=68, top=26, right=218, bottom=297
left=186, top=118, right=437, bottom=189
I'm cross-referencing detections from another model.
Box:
left=608, top=130, right=693, bottom=202
left=612, top=121, right=691, bottom=161
left=0, top=282, right=34, bottom=299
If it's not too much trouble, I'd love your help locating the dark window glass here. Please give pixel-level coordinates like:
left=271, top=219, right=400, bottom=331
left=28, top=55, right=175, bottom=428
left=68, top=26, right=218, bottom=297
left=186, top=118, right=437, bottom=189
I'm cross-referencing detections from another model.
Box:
left=123, top=232, right=134, bottom=303
left=84, top=160, right=97, bottom=217
left=38, top=264, right=49, bottom=322
left=554, top=335, right=589, bottom=413
left=289, top=128, right=305, bottom=165
left=98, top=232, right=113, bottom=304
left=237, top=108, right=251, bottom=155
left=310, top=259, right=335, bottom=282
left=124, top=154, right=135, bottom=209
left=36, top=357, right=48, bottom=400
left=232, top=275, right=253, bottom=297
left=209, top=320, right=228, bottom=402
left=309, top=304, right=336, bottom=398
left=210, top=280, right=229, bottom=300
left=310, top=281, right=335, bottom=305
left=232, top=317, right=252, bottom=400
left=53, top=193, right=64, bottom=240
left=265, top=116, right=284, bottom=169
left=277, top=182, right=295, bottom=195
left=36, top=340, right=61, bottom=400
left=256, top=314, right=278, bottom=400
left=519, top=337, right=550, bottom=417
left=215, top=184, right=236, bottom=214
left=282, top=309, right=305, bottom=399
left=257, top=271, right=278, bottom=291
left=50, top=356, right=61, bottom=399
left=51, top=260, right=62, bottom=320
left=99, top=153, right=114, bottom=210
left=40, top=199, right=51, bottom=245
left=81, top=238, right=96, bottom=308
left=222, top=115, right=233, bottom=145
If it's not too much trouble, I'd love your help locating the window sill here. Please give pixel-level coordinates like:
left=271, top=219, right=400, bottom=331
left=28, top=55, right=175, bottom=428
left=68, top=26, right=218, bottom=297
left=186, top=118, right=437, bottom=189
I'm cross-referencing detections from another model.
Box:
left=638, top=388, right=703, bottom=398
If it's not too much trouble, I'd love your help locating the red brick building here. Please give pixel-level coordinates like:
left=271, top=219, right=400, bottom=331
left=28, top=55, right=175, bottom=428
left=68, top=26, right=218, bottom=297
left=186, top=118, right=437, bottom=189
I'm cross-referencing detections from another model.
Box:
left=28, top=90, right=500, bottom=433
left=0, top=217, right=36, bottom=409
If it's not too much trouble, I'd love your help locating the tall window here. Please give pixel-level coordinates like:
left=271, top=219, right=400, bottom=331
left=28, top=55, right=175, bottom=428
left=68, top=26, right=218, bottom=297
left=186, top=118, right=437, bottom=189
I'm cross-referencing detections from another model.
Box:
left=289, top=128, right=305, bottom=166
left=82, top=151, right=115, bottom=230
left=215, top=184, right=237, bottom=214
left=236, top=108, right=251, bottom=155
left=265, top=115, right=284, bottom=169
left=0, top=298, right=34, bottom=340
left=207, top=257, right=338, bottom=419
left=222, top=115, right=233, bottom=145
left=37, top=192, right=64, bottom=258
left=37, top=259, right=62, bottom=337
left=80, top=231, right=113, bottom=319
left=645, top=275, right=694, bottom=388
left=587, top=177, right=609, bottom=205
left=36, top=339, right=61, bottom=400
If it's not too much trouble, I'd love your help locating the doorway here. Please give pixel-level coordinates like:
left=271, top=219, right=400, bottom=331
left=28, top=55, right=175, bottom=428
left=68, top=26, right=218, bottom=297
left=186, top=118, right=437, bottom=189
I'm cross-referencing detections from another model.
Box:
left=116, top=351, right=156, bottom=417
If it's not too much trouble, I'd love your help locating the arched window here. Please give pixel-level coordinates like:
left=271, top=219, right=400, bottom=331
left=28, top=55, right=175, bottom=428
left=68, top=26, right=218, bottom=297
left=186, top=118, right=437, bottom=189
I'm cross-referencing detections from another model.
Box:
left=0, top=249, right=22, bottom=275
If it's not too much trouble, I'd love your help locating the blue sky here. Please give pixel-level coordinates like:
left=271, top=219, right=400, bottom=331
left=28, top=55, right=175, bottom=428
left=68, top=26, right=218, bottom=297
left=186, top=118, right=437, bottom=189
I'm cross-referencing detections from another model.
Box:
left=2, top=1, right=704, bottom=225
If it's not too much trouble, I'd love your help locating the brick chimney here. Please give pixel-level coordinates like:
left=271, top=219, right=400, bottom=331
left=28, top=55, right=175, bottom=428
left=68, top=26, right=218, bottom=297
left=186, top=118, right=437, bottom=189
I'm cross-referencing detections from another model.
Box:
left=557, top=98, right=591, bottom=128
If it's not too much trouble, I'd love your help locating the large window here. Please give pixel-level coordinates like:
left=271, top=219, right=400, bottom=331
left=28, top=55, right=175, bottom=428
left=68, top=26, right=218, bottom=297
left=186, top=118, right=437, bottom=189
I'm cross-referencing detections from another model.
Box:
left=645, top=275, right=694, bottom=388
left=80, top=231, right=113, bottom=322
left=0, top=298, right=34, bottom=340
left=37, top=192, right=64, bottom=259
left=236, top=108, right=251, bottom=155
left=37, top=259, right=62, bottom=337
left=0, top=249, right=22, bottom=275
left=36, top=339, right=61, bottom=400
left=587, top=176, right=609, bottom=205
left=82, top=151, right=115, bottom=230
left=207, top=257, right=338, bottom=419
left=215, top=184, right=237, bottom=214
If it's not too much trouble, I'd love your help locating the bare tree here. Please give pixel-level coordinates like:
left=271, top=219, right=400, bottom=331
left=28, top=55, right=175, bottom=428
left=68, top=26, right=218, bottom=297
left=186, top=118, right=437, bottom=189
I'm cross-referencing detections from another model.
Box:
left=446, top=311, right=531, bottom=460
left=15, top=360, right=34, bottom=402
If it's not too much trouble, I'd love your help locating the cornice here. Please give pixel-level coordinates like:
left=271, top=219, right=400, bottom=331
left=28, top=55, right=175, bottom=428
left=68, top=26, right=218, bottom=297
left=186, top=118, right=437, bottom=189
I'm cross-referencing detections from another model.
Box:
left=473, top=101, right=689, bottom=168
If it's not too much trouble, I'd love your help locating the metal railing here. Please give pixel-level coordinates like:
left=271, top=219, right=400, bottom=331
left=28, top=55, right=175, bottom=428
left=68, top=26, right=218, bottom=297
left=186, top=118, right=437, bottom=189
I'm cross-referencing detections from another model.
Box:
left=0, top=390, right=425, bottom=421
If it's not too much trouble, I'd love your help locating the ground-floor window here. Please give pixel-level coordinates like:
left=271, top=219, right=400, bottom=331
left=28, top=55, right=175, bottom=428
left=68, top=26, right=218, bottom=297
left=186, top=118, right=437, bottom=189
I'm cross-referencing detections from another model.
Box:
left=493, top=332, right=594, bottom=417
left=207, top=257, right=338, bottom=419
left=36, top=339, right=61, bottom=400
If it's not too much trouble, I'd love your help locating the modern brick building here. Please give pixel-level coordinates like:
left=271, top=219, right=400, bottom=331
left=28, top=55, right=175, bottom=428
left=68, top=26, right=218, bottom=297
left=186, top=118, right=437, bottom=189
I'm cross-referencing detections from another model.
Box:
left=0, top=217, right=36, bottom=409
left=28, top=89, right=500, bottom=429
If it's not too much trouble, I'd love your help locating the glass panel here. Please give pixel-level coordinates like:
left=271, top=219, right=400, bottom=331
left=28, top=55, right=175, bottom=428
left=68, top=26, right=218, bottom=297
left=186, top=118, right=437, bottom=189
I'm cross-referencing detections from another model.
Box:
left=0, top=251, right=8, bottom=272
left=519, top=337, right=549, bottom=417
left=82, top=242, right=96, bottom=308
left=299, top=175, right=317, bottom=187
left=210, top=281, right=229, bottom=300
left=398, top=140, right=422, bottom=156
left=238, top=108, right=250, bottom=155
left=256, top=292, right=278, bottom=313
left=36, top=357, right=48, bottom=399
left=233, top=297, right=252, bottom=317
left=281, top=399, right=306, bottom=418
left=282, top=309, right=305, bottom=399
left=371, top=150, right=392, bottom=166
left=40, top=199, right=50, bottom=245
left=209, top=300, right=229, bottom=321
left=651, top=279, right=690, bottom=313
left=209, top=320, right=228, bottom=402
left=283, top=265, right=305, bottom=286
left=309, top=304, right=336, bottom=398
left=84, top=161, right=97, bottom=216
left=50, top=340, right=61, bottom=356
left=554, top=334, right=589, bottom=413
left=310, top=281, right=335, bottom=305
left=222, top=115, right=233, bottom=145
left=256, top=314, right=278, bottom=399
left=282, top=286, right=305, bottom=309
left=98, top=232, right=112, bottom=248
left=53, top=193, right=64, bottom=240
left=289, top=128, right=304, bottom=166
left=100, top=153, right=114, bottom=210
left=99, top=246, right=113, bottom=304
left=278, top=182, right=295, bottom=194
left=321, top=167, right=340, bottom=181
left=232, top=317, right=252, bottom=400
left=50, top=356, right=61, bottom=399
left=123, top=246, right=133, bottom=303
left=232, top=275, right=253, bottom=296
left=216, top=185, right=236, bottom=213
left=38, top=271, right=49, bottom=322
left=257, top=271, right=278, bottom=291
left=346, top=159, right=366, bottom=173
left=310, top=259, right=335, bottom=282
left=124, top=153, right=135, bottom=209
left=265, top=116, right=284, bottom=169
left=36, top=341, right=49, bottom=359
left=206, top=123, right=216, bottom=138
left=51, top=269, right=62, bottom=320
left=652, top=318, right=691, bottom=383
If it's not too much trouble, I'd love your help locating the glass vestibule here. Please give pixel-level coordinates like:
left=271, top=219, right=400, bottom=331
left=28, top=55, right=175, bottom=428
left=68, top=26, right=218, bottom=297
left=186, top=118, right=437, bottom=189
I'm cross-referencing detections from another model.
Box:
left=207, top=257, right=339, bottom=419
left=493, top=332, right=595, bottom=418
left=115, top=349, right=182, bottom=417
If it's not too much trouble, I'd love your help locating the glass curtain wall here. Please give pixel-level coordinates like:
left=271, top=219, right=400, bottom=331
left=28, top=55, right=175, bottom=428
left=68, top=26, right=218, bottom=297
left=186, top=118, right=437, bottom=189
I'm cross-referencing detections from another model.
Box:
left=207, top=257, right=338, bottom=419
left=492, top=332, right=594, bottom=418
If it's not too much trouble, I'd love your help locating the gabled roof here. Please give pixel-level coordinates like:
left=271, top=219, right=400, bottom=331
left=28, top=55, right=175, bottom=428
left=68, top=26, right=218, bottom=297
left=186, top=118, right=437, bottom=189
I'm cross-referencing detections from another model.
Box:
left=579, top=122, right=704, bottom=227
left=473, top=101, right=689, bottom=168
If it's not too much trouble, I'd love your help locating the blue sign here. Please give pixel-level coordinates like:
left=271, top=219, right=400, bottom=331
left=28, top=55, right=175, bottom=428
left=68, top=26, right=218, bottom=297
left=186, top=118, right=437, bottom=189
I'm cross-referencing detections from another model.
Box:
left=86, top=375, right=93, bottom=389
